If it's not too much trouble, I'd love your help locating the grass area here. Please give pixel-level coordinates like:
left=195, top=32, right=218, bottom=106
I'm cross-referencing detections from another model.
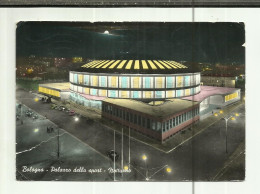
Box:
left=16, top=79, right=40, bottom=91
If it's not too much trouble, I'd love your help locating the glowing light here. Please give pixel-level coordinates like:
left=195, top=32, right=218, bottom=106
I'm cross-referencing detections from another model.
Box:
left=34, top=128, right=39, bottom=133
left=214, top=113, right=218, bottom=117
left=142, top=155, right=147, bottom=161
left=219, top=110, right=223, bottom=114
left=34, top=98, right=39, bottom=102
left=124, top=166, right=129, bottom=170
left=166, top=167, right=172, bottom=173
left=104, top=30, right=109, bottom=34
left=231, top=117, right=236, bottom=121
left=235, top=113, right=239, bottom=117
left=74, top=117, right=79, bottom=122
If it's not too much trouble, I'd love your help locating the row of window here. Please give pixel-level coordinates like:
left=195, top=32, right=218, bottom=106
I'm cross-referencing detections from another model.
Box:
left=102, top=103, right=200, bottom=132
left=162, top=107, right=200, bottom=132
left=70, top=92, right=102, bottom=109
left=39, top=86, right=60, bottom=97
left=69, top=72, right=200, bottom=89
left=225, top=92, right=239, bottom=102
left=70, top=84, right=200, bottom=98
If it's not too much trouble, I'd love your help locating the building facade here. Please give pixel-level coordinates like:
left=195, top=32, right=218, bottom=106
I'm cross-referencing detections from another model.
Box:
left=102, top=98, right=200, bottom=142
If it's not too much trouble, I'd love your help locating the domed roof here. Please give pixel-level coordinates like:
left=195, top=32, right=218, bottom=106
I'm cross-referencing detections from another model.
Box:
left=75, top=60, right=198, bottom=74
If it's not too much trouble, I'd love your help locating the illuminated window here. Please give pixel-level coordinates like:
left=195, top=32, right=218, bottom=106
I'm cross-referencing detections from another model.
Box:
left=195, top=74, right=200, bottom=85
left=143, top=77, right=153, bottom=88
left=166, top=90, right=175, bottom=98
left=108, top=90, right=117, bottom=98
left=99, top=76, right=107, bottom=87
left=155, top=91, right=163, bottom=98
left=84, top=87, right=90, bottom=94
left=176, top=90, right=183, bottom=97
left=184, top=76, right=190, bottom=87
left=166, top=77, right=175, bottom=88
left=191, top=88, right=195, bottom=95
left=120, top=91, right=129, bottom=98
left=132, top=77, right=140, bottom=88
left=69, top=72, right=73, bottom=82
left=155, top=77, right=164, bottom=88
left=176, top=76, right=183, bottom=87
left=120, top=77, right=129, bottom=88
left=144, top=91, right=153, bottom=98
left=78, top=74, right=83, bottom=84
left=74, top=74, right=78, bottom=84
left=90, top=89, right=97, bottom=96
left=132, top=91, right=140, bottom=98
left=91, top=76, right=98, bottom=86
left=84, top=75, right=89, bottom=85
left=185, top=89, right=190, bottom=96
left=99, top=89, right=107, bottom=97
left=78, top=86, right=83, bottom=93
left=109, top=76, right=118, bottom=88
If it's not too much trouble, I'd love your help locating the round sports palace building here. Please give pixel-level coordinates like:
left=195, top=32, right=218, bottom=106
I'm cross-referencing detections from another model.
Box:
left=69, top=60, right=201, bottom=106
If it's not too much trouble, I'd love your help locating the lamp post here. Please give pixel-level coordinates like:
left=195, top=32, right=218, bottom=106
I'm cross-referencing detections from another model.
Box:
left=214, top=111, right=239, bottom=153
left=142, top=154, right=148, bottom=180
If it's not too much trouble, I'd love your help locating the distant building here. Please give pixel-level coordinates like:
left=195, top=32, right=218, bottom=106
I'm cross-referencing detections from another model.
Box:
left=201, top=75, right=236, bottom=88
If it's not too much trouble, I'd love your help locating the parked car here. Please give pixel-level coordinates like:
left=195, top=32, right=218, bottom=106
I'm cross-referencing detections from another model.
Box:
left=32, top=114, right=38, bottom=120
left=107, top=150, right=119, bottom=161
left=69, top=110, right=76, bottom=116
left=25, top=110, right=33, bottom=117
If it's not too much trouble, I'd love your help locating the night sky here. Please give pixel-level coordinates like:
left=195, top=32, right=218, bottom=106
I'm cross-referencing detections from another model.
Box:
left=16, top=22, right=245, bottom=64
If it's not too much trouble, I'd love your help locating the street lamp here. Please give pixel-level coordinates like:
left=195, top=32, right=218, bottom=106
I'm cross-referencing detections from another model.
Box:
left=215, top=111, right=239, bottom=153
left=142, top=154, right=148, bottom=180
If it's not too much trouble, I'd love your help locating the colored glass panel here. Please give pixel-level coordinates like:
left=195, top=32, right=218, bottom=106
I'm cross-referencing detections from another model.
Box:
left=176, top=76, right=183, bottom=87
left=144, top=77, right=151, bottom=88
left=90, top=89, right=97, bottom=96
left=133, top=91, right=139, bottom=98
left=99, top=90, right=107, bottom=97
left=84, top=88, right=90, bottom=94
left=78, top=74, right=83, bottom=84
left=184, top=76, right=190, bottom=86
left=166, top=77, right=174, bottom=88
left=144, top=91, right=152, bottom=98
left=121, top=77, right=128, bottom=88
left=185, top=89, right=190, bottom=96
left=100, top=76, right=107, bottom=87
left=109, top=90, right=117, bottom=98
left=176, top=90, right=182, bottom=97
left=155, top=91, right=163, bottom=98
left=84, top=75, right=89, bottom=85
left=110, top=76, right=117, bottom=87
left=132, top=77, right=140, bottom=88
left=155, top=77, right=163, bottom=88
left=166, top=91, right=174, bottom=98
left=121, top=91, right=128, bottom=98
left=74, top=74, right=78, bottom=83
left=92, top=76, right=98, bottom=86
